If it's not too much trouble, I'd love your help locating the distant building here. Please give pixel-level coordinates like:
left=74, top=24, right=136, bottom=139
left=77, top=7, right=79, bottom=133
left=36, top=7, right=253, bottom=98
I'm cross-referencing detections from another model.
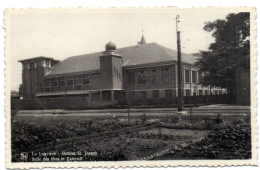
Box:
left=18, top=36, right=226, bottom=107
left=11, top=90, right=20, bottom=100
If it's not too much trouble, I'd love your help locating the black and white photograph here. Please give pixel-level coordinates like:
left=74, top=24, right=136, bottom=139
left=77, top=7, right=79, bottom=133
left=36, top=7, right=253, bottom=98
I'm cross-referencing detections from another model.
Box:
left=5, top=7, right=256, bottom=168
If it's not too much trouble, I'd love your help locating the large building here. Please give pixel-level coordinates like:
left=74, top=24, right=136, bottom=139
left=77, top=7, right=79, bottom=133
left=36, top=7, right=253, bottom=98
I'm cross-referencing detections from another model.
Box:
left=18, top=36, right=226, bottom=108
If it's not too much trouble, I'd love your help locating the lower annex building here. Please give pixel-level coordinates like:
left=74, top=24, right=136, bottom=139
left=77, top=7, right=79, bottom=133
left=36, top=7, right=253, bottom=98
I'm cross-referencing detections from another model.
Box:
left=18, top=36, right=227, bottom=108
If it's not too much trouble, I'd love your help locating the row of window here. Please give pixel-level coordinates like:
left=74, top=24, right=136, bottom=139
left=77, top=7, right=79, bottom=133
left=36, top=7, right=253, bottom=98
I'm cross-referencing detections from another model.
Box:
left=22, top=60, right=52, bottom=69
left=126, top=67, right=203, bottom=85
left=42, top=74, right=99, bottom=92
left=131, top=89, right=225, bottom=99
left=127, top=67, right=176, bottom=85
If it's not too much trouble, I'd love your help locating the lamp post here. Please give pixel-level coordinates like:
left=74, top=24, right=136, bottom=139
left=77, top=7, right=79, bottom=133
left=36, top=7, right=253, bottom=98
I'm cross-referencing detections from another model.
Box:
left=176, top=15, right=184, bottom=112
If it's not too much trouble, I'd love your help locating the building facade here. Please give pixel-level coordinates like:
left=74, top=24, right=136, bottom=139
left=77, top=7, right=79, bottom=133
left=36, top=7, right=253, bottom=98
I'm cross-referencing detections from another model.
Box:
left=18, top=36, right=227, bottom=108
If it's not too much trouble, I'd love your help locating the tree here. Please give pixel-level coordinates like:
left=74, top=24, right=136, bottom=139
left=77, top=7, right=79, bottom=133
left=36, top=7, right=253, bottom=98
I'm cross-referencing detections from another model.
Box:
left=196, top=13, right=250, bottom=94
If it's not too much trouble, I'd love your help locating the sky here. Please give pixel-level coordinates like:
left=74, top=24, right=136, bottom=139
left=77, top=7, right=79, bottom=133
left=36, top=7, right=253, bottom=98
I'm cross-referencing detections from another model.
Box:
left=8, top=8, right=231, bottom=90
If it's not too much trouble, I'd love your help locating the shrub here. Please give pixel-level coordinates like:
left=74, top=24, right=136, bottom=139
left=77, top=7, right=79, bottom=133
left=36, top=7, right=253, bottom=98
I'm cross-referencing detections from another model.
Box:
left=213, top=113, right=224, bottom=124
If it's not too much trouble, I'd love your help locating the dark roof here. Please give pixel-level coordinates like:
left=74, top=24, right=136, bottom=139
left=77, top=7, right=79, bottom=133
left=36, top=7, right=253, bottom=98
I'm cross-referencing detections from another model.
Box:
left=19, top=56, right=56, bottom=63
left=46, top=42, right=199, bottom=76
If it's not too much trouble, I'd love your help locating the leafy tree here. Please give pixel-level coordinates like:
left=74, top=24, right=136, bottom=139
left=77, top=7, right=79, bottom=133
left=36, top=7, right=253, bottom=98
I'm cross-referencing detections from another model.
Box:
left=196, top=13, right=250, bottom=94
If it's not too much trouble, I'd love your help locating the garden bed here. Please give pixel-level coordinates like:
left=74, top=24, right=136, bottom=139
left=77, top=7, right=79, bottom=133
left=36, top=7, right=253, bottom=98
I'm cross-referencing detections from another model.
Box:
left=11, top=113, right=251, bottom=161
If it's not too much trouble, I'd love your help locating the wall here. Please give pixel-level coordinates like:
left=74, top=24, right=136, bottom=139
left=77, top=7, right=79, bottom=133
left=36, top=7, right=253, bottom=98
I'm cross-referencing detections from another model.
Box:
left=99, top=55, right=113, bottom=89
left=100, top=55, right=123, bottom=90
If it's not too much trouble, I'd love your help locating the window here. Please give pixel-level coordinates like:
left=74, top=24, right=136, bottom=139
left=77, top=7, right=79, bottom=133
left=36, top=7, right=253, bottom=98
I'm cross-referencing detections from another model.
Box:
left=185, top=89, right=191, bottom=96
left=165, top=89, right=173, bottom=98
left=152, top=90, right=159, bottom=98
left=51, top=78, right=57, bottom=87
left=127, top=72, right=135, bottom=85
left=46, top=60, right=51, bottom=67
left=140, top=91, right=147, bottom=99
left=67, top=80, right=73, bottom=85
left=91, top=92, right=100, bottom=101
left=83, top=74, right=90, bottom=85
left=30, top=62, right=35, bottom=69
left=73, top=75, right=82, bottom=90
left=199, top=90, right=203, bottom=96
left=185, top=69, right=190, bottom=83
left=215, top=90, right=218, bottom=95
left=162, top=68, right=173, bottom=83
left=204, top=90, right=209, bottom=95
left=83, top=78, right=89, bottom=84
left=219, top=90, right=222, bottom=95
left=67, top=76, right=74, bottom=86
left=150, top=69, right=159, bottom=83
left=138, top=70, right=146, bottom=84
left=102, top=91, right=111, bottom=101
left=192, top=71, right=197, bottom=83
left=74, top=75, right=82, bottom=85
left=58, top=77, right=65, bottom=86
left=22, top=63, right=28, bottom=70
left=37, top=61, right=42, bottom=67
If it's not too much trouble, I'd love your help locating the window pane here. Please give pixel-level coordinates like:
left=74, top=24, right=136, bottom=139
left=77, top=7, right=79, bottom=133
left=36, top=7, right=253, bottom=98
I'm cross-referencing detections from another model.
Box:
left=150, top=69, right=159, bottom=84
left=67, top=80, right=73, bottom=86
left=127, top=72, right=135, bottom=85
left=30, top=62, right=35, bottom=69
left=37, top=61, right=42, bottom=67
left=199, top=90, right=203, bottom=95
left=58, top=77, right=65, bottom=86
left=152, top=90, right=159, bottom=98
left=51, top=78, right=57, bottom=87
left=185, top=89, right=191, bottom=96
left=140, top=91, right=147, bottom=99
left=138, top=70, right=146, bottom=84
left=185, top=69, right=190, bottom=83
left=83, top=78, right=89, bottom=84
left=192, top=71, right=197, bottom=83
left=165, top=89, right=173, bottom=98
left=74, top=75, right=82, bottom=85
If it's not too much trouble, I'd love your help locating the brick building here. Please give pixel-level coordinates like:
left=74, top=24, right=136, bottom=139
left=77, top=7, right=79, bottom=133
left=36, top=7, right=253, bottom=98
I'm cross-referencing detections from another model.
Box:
left=18, top=36, right=227, bottom=108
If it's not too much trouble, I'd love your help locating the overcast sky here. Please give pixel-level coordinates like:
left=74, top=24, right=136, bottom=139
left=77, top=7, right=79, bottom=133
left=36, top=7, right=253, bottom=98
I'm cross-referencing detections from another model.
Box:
left=8, top=8, right=231, bottom=90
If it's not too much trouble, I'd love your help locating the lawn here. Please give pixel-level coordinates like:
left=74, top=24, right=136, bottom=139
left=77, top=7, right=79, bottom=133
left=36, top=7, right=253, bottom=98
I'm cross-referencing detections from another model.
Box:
left=11, top=112, right=251, bottom=161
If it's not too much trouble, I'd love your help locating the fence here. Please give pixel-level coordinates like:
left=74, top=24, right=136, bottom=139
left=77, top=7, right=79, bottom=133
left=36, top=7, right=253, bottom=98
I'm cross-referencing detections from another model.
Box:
left=11, top=97, right=88, bottom=110
left=131, top=94, right=236, bottom=107
left=11, top=94, right=235, bottom=110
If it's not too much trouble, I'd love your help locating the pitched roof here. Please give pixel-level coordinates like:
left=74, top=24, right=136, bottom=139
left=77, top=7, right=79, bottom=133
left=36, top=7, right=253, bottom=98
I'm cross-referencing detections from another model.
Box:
left=46, top=42, right=199, bottom=76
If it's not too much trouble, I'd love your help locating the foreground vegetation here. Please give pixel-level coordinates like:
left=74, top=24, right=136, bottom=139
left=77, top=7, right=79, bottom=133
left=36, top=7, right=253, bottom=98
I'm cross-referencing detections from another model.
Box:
left=11, top=113, right=251, bottom=161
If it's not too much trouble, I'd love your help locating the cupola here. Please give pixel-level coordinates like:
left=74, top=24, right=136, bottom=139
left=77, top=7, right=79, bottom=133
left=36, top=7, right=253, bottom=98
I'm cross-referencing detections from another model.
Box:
left=105, top=41, right=117, bottom=51
left=103, top=41, right=120, bottom=57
